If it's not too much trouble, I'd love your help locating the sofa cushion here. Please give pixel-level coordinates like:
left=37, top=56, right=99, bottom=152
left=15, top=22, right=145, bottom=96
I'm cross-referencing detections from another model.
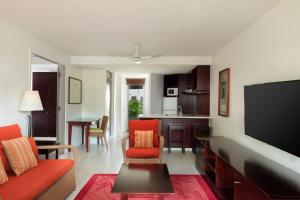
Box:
left=0, top=138, right=39, bottom=174
left=2, top=137, right=38, bottom=176
left=0, top=157, right=8, bottom=185
left=0, top=159, right=74, bottom=200
left=0, top=147, right=11, bottom=174
left=129, top=120, right=160, bottom=148
left=126, top=147, right=160, bottom=158
left=134, top=130, right=154, bottom=148
left=27, top=137, right=39, bottom=160
left=0, top=124, right=39, bottom=174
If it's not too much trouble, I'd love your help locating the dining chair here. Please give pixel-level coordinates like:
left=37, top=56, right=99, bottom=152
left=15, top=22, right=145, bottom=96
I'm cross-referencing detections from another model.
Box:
left=89, top=115, right=109, bottom=149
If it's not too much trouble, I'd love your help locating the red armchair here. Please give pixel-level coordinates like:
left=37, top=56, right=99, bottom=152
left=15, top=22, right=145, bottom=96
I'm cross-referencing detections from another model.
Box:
left=121, top=120, right=164, bottom=164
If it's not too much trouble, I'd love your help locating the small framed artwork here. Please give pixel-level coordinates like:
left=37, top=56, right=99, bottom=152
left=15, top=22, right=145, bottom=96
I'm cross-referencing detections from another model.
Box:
left=218, top=68, right=230, bottom=116
left=68, top=77, right=82, bottom=104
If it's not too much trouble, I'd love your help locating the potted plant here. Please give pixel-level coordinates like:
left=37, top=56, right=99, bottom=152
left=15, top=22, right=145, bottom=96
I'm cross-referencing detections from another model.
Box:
left=128, top=97, right=142, bottom=120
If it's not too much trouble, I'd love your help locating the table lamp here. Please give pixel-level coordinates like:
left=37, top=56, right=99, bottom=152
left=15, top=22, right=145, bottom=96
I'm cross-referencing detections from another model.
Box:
left=19, top=90, right=43, bottom=137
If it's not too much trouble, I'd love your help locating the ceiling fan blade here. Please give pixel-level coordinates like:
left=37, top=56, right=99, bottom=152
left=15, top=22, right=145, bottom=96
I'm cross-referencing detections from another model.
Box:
left=141, top=55, right=163, bottom=60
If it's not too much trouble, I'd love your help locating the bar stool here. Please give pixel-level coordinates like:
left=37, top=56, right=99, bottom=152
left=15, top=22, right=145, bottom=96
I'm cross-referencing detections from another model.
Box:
left=192, top=125, right=210, bottom=153
left=168, top=124, right=185, bottom=154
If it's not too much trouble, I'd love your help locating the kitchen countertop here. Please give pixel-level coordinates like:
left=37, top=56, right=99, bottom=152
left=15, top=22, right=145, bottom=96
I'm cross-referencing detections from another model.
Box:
left=138, top=114, right=212, bottom=119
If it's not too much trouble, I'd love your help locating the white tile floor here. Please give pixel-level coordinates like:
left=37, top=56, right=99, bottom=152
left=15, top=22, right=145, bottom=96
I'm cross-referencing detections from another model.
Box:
left=64, top=138, right=199, bottom=199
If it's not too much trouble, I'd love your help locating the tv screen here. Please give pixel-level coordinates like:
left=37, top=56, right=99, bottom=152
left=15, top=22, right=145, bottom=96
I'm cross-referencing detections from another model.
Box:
left=244, top=80, right=300, bottom=157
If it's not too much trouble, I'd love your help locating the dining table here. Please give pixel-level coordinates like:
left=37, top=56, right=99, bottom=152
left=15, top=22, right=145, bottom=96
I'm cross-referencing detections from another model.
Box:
left=67, top=117, right=100, bottom=152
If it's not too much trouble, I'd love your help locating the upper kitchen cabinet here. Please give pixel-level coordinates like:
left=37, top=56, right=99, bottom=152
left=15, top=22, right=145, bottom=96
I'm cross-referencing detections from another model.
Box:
left=192, top=65, right=210, bottom=92
left=164, top=74, right=179, bottom=97
left=163, top=66, right=210, bottom=115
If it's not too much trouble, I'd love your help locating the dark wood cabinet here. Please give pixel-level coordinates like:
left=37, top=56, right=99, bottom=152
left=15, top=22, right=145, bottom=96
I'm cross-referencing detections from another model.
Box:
left=196, top=94, right=210, bottom=115
left=195, top=136, right=300, bottom=200
left=234, top=172, right=271, bottom=200
left=178, top=74, right=196, bottom=114
left=165, top=66, right=210, bottom=115
left=163, top=74, right=178, bottom=96
left=192, top=65, right=210, bottom=91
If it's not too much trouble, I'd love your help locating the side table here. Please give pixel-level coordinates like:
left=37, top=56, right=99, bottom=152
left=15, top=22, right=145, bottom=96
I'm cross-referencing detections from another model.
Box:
left=37, top=140, right=61, bottom=159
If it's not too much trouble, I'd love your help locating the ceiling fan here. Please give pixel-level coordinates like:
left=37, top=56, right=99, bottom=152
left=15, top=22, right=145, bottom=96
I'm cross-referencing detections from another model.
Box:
left=124, top=43, right=162, bottom=64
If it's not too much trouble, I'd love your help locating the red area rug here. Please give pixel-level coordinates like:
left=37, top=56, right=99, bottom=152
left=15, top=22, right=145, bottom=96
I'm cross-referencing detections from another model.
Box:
left=75, top=174, right=217, bottom=200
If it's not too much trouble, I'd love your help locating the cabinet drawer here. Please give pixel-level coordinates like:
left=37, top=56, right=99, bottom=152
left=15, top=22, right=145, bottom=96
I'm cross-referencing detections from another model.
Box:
left=234, top=172, right=270, bottom=200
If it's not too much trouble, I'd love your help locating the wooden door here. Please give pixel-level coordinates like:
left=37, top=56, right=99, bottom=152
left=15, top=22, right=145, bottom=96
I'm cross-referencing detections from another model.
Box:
left=32, top=72, right=57, bottom=138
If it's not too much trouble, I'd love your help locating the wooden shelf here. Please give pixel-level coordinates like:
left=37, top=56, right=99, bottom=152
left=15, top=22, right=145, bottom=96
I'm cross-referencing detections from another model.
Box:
left=205, top=158, right=216, bottom=172
left=195, top=136, right=300, bottom=200
left=205, top=171, right=216, bottom=185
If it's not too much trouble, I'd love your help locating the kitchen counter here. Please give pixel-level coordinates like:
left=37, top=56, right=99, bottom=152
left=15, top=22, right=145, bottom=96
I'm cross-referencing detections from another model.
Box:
left=139, top=114, right=211, bottom=148
left=138, top=114, right=212, bottom=119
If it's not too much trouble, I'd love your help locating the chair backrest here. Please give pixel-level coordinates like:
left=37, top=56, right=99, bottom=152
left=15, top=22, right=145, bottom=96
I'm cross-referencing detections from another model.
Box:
left=100, top=115, right=109, bottom=133
left=128, top=120, right=160, bottom=148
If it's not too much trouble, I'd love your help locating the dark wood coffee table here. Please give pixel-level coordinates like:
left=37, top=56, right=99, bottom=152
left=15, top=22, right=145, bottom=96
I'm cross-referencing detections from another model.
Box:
left=111, top=163, right=174, bottom=199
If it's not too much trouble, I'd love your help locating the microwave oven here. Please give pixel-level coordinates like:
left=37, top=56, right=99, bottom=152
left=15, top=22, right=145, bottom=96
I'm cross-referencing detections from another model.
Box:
left=167, top=88, right=178, bottom=96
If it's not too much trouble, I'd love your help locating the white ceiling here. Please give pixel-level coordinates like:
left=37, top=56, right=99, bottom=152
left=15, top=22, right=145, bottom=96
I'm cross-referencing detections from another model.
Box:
left=71, top=55, right=211, bottom=74
left=77, top=65, right=197, bottom=75
left=0, top=0, right=281, bottom=56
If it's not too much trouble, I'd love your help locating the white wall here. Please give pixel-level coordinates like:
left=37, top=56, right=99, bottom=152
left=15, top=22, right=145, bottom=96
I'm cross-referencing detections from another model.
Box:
left=82, top=69, right=107, bottom=118
left=113, top=73, right=123, bottom=138
left=150, top=74, right=164, bottom=114
left=65, top=66, right=83, bottom=146
left=81, top=68, right=107, bottom=143
left=0, top=18, right=73, bottom=136
left=211, top=0, right=300, bottom=173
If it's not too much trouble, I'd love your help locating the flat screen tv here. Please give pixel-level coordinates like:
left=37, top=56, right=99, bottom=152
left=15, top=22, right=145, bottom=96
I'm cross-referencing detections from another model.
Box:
left=244, top=80, right=300, bottom=157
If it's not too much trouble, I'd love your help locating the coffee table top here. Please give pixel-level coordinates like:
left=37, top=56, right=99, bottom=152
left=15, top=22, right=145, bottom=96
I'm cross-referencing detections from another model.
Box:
left=111, top=163, right=174, bottom=194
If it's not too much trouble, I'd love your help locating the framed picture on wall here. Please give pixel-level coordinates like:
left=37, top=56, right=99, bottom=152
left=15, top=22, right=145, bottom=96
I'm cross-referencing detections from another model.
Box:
left=218, top=68, right=230, bottom=116
left=68, top=77, right=82, bottom=104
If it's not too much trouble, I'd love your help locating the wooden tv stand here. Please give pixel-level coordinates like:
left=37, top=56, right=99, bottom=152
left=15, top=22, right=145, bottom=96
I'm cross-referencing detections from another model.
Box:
left=194, top=136, right=300, bottom=200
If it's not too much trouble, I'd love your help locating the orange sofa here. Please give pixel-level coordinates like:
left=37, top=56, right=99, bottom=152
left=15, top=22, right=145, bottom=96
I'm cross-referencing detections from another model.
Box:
left=0, top=124, right=78, bottom=200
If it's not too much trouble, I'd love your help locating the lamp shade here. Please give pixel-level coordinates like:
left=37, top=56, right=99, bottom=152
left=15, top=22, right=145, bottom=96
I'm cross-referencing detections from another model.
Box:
left=19, top=90, right=43, bottom=111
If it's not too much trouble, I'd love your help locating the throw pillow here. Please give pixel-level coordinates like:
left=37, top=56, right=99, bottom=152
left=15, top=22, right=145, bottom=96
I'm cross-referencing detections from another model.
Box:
left=2, top=137, right=38, bottom=176
left=134, top=130, right=154, bottom=148
left=0, top=157, right=8, bottom=185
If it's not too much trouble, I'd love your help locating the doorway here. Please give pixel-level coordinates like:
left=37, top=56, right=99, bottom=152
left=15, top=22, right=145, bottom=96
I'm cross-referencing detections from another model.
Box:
left=32, top=72, right=57, bottom=138
left=127, top=83, right=144, bottom=120
left=115, top=74, right=150, bottom=138
left=31, top=54, right=65, bottom=143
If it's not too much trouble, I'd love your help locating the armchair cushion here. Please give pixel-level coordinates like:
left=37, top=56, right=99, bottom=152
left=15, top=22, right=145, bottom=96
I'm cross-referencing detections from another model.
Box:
left=129, top=120, right=160, bottom=147
left=89, top=128, right=104, bottom=133
left=126, top=147, right=160, bottom=158
left=134, top=130, right=153, bottom=148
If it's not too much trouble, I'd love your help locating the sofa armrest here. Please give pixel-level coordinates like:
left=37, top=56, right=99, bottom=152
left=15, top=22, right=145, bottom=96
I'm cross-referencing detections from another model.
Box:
left=37, top=145, right=78, bottom=164
left=159, top=135, right=164, bottom=162
left=121, top=134, right=129, bottom=163
left=159, top=135, right=164, bottom=148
